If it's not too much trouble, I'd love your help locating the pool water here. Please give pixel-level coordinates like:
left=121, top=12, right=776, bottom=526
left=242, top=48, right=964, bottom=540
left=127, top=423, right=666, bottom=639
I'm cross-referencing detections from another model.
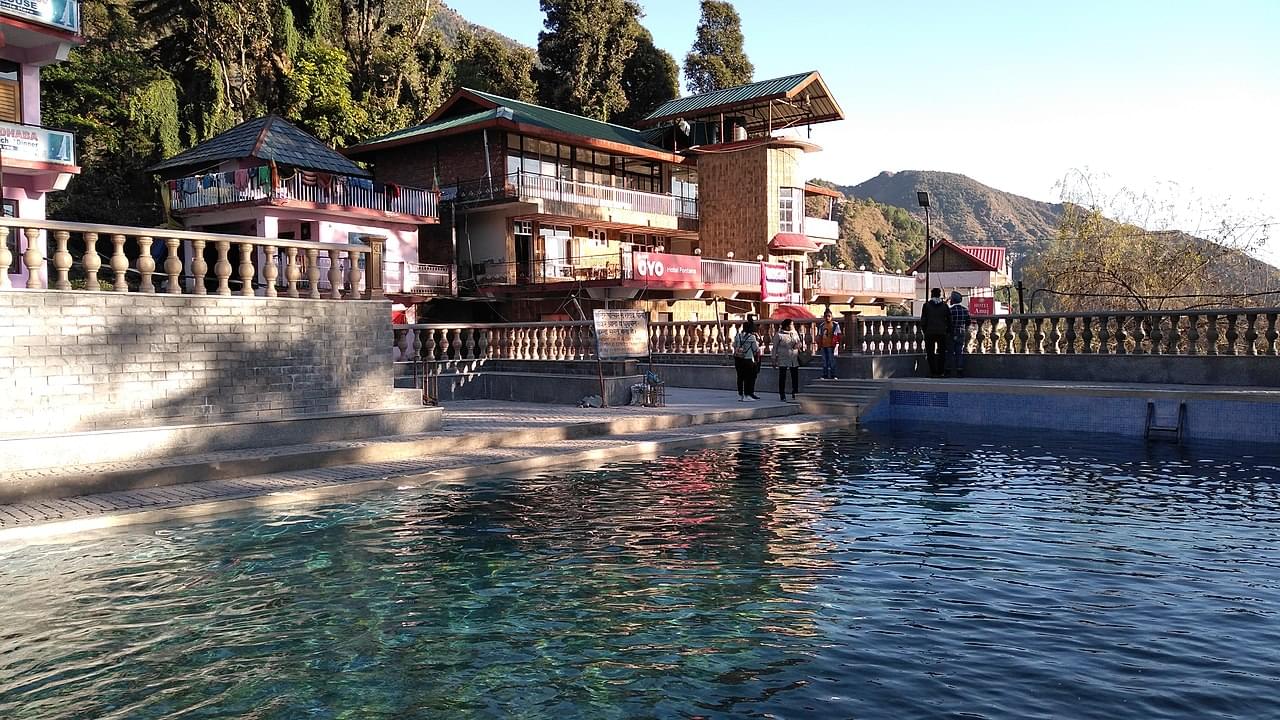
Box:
left=2, top=427, right=1279, bottom=719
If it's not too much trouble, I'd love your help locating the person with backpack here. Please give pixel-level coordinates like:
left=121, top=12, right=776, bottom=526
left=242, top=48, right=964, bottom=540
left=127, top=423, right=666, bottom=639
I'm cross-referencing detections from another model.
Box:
left=733, top=318, right=762, bottom=401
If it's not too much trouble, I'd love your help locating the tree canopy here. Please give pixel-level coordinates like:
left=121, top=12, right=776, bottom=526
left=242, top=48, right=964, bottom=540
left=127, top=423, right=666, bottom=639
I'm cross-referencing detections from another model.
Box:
left=536, top=0, right=642, bottom=121
left=684, top=0, right=753, bottom=94
left=615, top=26, right=679, bottom=127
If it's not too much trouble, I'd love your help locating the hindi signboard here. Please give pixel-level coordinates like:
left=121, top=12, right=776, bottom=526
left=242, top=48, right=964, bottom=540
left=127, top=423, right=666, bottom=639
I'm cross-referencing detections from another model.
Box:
left=969, top=297, right=996, bottom=316
left=760, top=262, right=790, bottom=303
left=593, top=309, right=650, bottom=360
left=0, top=0, right=80, bottom=33
left=630, top=251, right=702, bottom=288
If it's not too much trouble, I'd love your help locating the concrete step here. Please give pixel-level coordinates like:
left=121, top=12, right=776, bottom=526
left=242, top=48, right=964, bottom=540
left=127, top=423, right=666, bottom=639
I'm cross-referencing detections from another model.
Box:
left=0, top=403, right=801, bottom=505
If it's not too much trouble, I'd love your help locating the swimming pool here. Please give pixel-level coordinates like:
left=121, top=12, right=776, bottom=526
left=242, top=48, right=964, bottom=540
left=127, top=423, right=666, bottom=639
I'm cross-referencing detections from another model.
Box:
left=1, top=427, right=1278, bottom=719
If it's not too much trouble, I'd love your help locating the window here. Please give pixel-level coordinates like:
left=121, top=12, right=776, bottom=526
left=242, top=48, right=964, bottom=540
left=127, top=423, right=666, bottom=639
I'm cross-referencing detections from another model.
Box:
left=778, top=187, right=804, bottom=233
left=0, top=61, right=19, bottom=123
left=587, top=228, right=608, bottom=248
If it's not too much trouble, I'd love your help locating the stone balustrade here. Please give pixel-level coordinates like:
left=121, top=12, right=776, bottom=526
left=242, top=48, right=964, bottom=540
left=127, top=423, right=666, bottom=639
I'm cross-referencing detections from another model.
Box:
left=969, top=309, right=1280, bottom=356
left=395, top=309, right=1280, bottom=363
left=0, top=217, right=383, bottom=299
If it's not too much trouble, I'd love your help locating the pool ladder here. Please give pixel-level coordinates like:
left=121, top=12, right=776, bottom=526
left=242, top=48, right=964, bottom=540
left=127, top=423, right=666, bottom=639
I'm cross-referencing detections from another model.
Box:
left=1145, top=401, right=1187, bottom=444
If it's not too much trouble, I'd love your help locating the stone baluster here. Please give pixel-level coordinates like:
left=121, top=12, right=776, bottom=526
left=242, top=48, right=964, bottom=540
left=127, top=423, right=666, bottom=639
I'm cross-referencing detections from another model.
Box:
left=1032, top=318, right=1047, bottom=354
left=1062, top=317, right=1076, bottom=354
left=1205, top=313, right=1220, bottom=356
left=305, top=249, right=321, bottom=299
left=214, top=240, right=232, bottom=295
left=1243, top=313, right=1260, bottom=356
left=136, top=236, right=155, bottom=293
left=163, top=238, right=182, bottom=294
left=191, top=240, right=208, bottom=295
left=1045, top=318, right=1060, bottom=354
left=238, top=242, right=255, bottom=297
left=0, top=227, right=10, bottom=289
left=1224, top=312, right=1239, bottom=355
left=1113, top=315, right=1128, bottom=355
left=110, top=234, right=130, bottom=292
left=261, top=246, right=278, bottom=297
left=82, top=232, right=102, bottom=291
left=1264, top=312, right=1279, bottom=356
left=51, top=230, right=72, bottom=290
left=1129, top=315, right=1145, bottom=354
left=326, top=249, right=342, bottom=299
left=466, top=328, right=478, bottom=359
left=23, top=228, right=44, bottom=289
left=347, top=249, right=362, bottom=298
left=1167, top=314, right=1183, bottom=355
left=423, top=329, right=437, bottom=362
left=476, top=329, right=489, bottom=359
left=1147, top=315, right=1162, bottom=355
left=284, top=248, right=300, bottom=298
left=1187, top=314, right=1201, bottom=355
left=412, top=328, right=423, bottom=363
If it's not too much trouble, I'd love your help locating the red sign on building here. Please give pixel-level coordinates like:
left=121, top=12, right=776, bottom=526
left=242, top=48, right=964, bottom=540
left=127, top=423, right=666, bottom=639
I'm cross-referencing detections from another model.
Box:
left=631, top=252, right=702, bottom=288
left=969, top=297, right=996, bottom=316
left=761, top=262, right=791, bottom=303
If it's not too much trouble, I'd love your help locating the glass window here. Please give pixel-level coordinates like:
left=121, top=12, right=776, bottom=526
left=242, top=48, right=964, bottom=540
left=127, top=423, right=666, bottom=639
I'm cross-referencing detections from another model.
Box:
left=779, top=187, right=803, bottom=233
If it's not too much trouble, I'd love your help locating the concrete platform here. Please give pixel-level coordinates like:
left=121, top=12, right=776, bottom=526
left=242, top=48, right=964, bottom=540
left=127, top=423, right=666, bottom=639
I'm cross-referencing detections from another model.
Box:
left=0, top=389, right=801, bottom=507
left=0, top=390, right=839, bottom=543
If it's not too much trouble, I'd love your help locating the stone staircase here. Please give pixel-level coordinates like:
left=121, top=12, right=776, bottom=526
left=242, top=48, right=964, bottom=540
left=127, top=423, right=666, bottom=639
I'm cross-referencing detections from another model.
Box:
left=797, top=379, right=891, bottom=419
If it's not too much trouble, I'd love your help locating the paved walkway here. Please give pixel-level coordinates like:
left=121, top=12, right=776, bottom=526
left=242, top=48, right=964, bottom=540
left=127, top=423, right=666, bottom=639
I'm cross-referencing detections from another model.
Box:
left=0, top=390, right=838, bottom=540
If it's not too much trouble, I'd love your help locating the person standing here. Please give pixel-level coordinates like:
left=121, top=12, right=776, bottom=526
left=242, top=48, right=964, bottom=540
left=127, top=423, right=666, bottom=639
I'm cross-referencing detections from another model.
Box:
left=815, top=309, right=842, bottom=379
left=733, top=318, right=763, bottom=401
left=920, top=287, right=952, bottom=378
left=773, top=318, right=802, bottom=401
left=948, top=291, right=971, bottom=377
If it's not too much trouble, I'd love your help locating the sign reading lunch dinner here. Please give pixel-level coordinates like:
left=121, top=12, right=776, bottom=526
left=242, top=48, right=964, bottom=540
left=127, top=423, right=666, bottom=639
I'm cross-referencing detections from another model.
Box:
left=593, top=309, right=650, bottom=359
left=0, top=124, right=74, bottom=165
left=0, top=0, right=80, bottom=32
left=630, top=251, right=701, bottom=288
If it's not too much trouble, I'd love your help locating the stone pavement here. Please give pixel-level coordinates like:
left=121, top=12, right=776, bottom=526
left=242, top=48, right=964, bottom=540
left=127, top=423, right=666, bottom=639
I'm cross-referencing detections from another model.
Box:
left=0, top=390, right=843, bottom=541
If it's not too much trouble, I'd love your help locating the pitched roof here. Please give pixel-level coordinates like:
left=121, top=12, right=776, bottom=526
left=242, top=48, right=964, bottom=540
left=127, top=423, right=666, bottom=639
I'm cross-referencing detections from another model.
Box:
left=638, top=71, right=844, bottom=133
left=346, top=88, right=675, bottom=160
left=906, top=240, right=1006, bottom=274
left=148, top=116, right=371, bottom=177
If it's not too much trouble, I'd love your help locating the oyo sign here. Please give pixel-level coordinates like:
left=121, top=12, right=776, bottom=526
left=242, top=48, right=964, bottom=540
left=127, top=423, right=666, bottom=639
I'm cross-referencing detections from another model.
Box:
left=631, top=251, right=702, bottom=288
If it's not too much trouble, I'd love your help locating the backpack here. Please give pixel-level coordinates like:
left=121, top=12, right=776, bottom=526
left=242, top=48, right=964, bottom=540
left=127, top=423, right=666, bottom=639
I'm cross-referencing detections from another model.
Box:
left=733, top=332, right=753, bottom=359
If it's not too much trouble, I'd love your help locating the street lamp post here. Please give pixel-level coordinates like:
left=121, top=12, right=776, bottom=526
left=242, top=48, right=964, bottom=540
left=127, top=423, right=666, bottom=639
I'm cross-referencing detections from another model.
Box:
left=916, top=191, right=931, bottom=305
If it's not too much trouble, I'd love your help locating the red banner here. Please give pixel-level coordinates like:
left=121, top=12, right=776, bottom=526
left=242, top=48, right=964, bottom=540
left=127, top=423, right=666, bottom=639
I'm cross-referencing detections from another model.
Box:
left=760, top=262, right=790, bottom=303
left=631, top=251, right=702, bottom=288
left=969, top=297, right=995, bottom=316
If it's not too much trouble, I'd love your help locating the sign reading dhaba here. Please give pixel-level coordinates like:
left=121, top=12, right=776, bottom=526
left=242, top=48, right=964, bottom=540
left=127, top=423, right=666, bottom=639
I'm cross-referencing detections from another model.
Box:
left=630, top=251, right=701, bottom=288
left=0, top=123, right=75, bottom=165
left=0, top=0, right=80, bottom=32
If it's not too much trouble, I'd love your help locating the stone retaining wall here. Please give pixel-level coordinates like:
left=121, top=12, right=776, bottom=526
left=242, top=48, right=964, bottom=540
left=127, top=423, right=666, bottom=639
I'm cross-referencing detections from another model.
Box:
left=0, top=291, right=402, bottom=435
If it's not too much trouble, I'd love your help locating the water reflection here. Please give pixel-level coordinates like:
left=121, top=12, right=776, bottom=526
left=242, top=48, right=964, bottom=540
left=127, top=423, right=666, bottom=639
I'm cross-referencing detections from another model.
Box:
left=0, top=429, right=1278, bottom=719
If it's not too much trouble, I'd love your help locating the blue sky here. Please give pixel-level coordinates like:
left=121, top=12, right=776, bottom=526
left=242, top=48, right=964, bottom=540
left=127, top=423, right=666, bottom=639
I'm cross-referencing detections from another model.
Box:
left=448, top=0, right=1280, bottom=260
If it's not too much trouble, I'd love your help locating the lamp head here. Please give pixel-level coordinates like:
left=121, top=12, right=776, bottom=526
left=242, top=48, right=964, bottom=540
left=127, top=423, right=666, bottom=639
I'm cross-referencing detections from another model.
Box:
left=916, top=191, right=930, bottom=208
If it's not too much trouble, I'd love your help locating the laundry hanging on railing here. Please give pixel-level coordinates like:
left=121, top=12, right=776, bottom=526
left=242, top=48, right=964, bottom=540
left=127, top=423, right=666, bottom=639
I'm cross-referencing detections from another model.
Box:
left=234, top=168, right=249, bottom=190
left=386, top=182, right=401, bottom=199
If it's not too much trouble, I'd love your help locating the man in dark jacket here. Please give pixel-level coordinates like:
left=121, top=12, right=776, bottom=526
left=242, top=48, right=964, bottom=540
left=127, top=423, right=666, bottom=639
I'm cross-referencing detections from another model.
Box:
left=920, top=287, right=951, bottom=377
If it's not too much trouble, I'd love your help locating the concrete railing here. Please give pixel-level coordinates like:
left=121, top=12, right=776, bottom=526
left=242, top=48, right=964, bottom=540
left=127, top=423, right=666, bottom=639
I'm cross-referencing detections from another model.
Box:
left=393, top=318, right=826, bottom=362
left=701, top=258, right=761, bottom=288
left=970, top=309, right=1280, bottom=356
left=0, top=217, right=383, bottom=299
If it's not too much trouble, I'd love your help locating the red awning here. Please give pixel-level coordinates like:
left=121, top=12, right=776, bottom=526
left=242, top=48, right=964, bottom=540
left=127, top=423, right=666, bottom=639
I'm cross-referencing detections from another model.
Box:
left=772, top=304, right=817, bottom=320
left=768, top=232, right=820, bottom=254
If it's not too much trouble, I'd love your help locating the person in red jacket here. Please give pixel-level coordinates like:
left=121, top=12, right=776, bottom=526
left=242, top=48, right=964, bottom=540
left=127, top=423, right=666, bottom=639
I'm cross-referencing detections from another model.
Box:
left=816, top=309, right=842, bottom=379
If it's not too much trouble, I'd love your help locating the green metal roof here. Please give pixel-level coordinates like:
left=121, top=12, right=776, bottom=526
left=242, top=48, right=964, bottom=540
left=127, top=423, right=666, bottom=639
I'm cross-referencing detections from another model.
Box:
left=642, top=72, right=815, bottom=123
left=351, top=89, right=670, bottom=155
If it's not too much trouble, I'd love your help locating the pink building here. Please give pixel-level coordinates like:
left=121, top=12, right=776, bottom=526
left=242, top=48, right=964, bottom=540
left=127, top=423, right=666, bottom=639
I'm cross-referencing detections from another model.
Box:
left=0, top=0, right=82, bottom=286
left=150, top=116, right=446, bottom=297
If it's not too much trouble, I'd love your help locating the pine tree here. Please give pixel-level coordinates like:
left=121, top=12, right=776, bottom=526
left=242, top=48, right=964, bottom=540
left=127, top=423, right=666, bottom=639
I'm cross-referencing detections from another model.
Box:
left=684, top=0, right=753, bottom=94
left=615, top=26, right=678, bottom=127
left=537, top=0, right=641, bottom=121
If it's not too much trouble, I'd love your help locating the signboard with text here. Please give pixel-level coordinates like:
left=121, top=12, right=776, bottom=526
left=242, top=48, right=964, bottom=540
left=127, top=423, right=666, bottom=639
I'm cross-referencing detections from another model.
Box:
left=593, top=309, right=650, bottom=359
left=760, top=262, right=790, bottom=303
left=0, top=122, right=75, bottom=165
left=969, top=297, right=996, bottom=316
left=0, top=0, right=80, bottom=33
left=630, top=251, right=702, bottom=288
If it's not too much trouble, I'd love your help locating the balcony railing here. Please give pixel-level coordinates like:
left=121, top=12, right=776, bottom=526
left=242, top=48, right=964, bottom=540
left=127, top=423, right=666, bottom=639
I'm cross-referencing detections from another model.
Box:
left=701, top=258, right=761, bottom=287
left=0, top=121, right=76, bottom=166
left=167, top=167, right=438, bottom=218
left=384, top=260, right=454, bottom=296
left=813, top=269, right=915, bottom=297
left=446, top=171, right=699, bottom=219
left=804, top=216, right=840, bottom=240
